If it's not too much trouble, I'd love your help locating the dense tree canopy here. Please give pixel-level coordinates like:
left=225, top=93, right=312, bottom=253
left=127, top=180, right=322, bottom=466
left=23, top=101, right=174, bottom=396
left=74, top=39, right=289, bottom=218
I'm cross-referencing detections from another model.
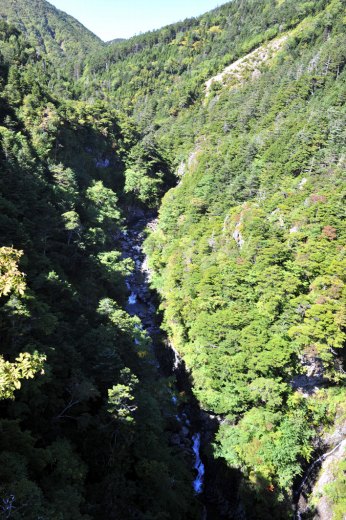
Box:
left=0, top=0, right=345, bottom=518
left=0, top=19, right=198, bottom=520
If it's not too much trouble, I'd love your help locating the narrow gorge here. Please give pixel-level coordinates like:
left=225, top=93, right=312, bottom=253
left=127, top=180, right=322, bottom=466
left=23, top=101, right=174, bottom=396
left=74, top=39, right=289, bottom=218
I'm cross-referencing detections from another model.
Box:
left=119, top=209, right=240, bottom=519
left=0, top=0, right=345, bottom=518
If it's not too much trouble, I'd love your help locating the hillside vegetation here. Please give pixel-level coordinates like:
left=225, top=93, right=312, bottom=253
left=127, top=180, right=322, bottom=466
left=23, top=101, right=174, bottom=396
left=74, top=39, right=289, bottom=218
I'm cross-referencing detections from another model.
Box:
left=0, top=0, right=345, bottom=519
left=0, top=19, right=198, bottom=520
left=141, top=0, right=346, bottom=515
left=0, top=0, right=103, bottom=76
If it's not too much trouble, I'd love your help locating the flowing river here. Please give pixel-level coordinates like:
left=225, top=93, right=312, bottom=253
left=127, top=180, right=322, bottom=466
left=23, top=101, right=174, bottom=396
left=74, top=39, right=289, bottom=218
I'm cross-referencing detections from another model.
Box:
left=120, top=213, right=206, bottom=499
left=193, top=433, right=205, bottom=494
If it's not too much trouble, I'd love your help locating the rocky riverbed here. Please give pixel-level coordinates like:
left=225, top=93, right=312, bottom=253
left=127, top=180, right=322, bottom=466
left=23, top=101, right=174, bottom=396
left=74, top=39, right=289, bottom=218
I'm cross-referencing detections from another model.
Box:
left=120, top=212, right=205, bottom=494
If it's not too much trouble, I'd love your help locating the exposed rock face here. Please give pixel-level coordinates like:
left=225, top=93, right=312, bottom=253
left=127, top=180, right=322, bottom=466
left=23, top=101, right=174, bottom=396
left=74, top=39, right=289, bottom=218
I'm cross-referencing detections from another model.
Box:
left=291, top=350, right=325, bottom=396
left=290, top=225, right=300, bottom=233
left=233, top=221, right=244, bottom=248
left=311, top=430, right=346, bottom=519
left=95, top=158, right=110, bottom=168
left=205, top=35, right=287, bottom=94
left=296, top=421, right=346, bottom=519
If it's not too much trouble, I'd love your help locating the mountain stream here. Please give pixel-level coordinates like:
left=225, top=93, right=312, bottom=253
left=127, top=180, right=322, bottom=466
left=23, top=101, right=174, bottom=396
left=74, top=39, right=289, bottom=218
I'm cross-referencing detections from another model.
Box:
left=120, top=213, right=206, bottom=501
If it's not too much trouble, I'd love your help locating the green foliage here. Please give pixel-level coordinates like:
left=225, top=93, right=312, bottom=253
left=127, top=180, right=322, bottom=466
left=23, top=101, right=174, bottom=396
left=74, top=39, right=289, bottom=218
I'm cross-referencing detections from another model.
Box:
left=124, top=141, right=175, bottom=208
left=0, top=247, right=45, bottom=400
left=137, top=0, right=346, bottom=514
left=86, top=180, right=122, bottom=231
left=0, top=0, right=103, bottom=78
left=124, top=166, right=164, bottom=208
left=0, top=17, right=197, bottom=520
left=324, top=455, right=346, bottom=520
left=0, top=0, right=345, bottom=518
left=107, top=368, right=138, bottom=423
left=0, top=247, right=26, bottom=297
left=0, top=351, right=45, bottom=400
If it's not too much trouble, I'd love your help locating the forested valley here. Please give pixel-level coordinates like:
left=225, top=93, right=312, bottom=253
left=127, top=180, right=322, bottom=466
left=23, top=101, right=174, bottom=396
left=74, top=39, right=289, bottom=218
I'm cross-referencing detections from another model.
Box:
left=0, top=0, right=345, bottom=519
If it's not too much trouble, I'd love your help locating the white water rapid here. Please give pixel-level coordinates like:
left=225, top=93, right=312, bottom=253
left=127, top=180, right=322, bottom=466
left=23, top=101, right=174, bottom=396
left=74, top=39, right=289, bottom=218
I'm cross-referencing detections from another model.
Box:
left=192, top=433, right=205, bottom=494
left=128, top=291, right=137, bottom=305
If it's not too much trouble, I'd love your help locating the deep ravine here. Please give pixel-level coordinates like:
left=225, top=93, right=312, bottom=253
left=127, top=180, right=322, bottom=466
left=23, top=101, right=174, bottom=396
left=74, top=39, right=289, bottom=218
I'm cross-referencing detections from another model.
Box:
left=120, top=212, right=205, bottom=499
left=119, top=210, right=240, bottom=520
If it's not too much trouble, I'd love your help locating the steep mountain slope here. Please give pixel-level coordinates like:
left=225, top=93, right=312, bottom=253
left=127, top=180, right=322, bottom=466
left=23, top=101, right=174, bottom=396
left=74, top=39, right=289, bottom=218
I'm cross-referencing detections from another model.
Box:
left=80, top=0, right=346, bottom=517
left=0, top=0, right=103, bottom=76
left=0, top=19, right=198, bottom=520
left=140, top=1, right=346, bottom=517
left=0, top=0, right=345, bottom=519
left=82, top=0, right=329, bottom=134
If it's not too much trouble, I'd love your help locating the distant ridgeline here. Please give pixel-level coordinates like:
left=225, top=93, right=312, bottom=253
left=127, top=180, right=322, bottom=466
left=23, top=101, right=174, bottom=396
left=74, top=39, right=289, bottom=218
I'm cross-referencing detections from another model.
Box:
left=0, top=0, right=345, bottom=519
left=0, top=0, right=103, bottom=77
